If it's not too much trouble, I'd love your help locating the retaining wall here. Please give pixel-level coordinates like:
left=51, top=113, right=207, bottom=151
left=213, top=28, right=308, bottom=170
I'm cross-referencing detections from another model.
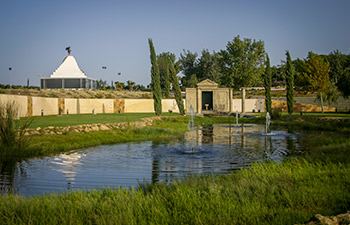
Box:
left=0, top=94, right=336, bottom=117
left=0, top=94, right=184, bottom=117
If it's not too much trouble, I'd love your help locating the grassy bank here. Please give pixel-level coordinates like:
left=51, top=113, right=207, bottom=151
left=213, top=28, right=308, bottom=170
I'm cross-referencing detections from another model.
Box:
left=271, top=114, right=350, bottom=133
left=0, top=161, right=349, bottom=224
left=1, top=114, right=349, bottom=224
left=2, top=116, right=189, bottom=159
left=6, top=114, right=241, bottom=159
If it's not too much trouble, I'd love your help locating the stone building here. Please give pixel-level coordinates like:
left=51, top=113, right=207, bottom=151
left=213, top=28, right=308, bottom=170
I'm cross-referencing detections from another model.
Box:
left=40, top=51, right=96, bottom=89
left=185, top=79, right=265, bottom=115
left=186, top=79, right=234, bottom=115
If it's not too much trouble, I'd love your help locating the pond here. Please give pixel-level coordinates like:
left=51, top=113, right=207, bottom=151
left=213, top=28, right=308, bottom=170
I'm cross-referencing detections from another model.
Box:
left=1, top=124, right=303, bottom=196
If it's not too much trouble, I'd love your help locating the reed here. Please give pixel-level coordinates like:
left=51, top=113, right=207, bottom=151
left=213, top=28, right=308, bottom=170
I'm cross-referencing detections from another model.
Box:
left=0, top=101, right=32, bottom=154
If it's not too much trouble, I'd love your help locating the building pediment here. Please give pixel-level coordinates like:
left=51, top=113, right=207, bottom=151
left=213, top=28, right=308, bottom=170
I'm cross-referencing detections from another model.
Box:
left=197, top=79, right=219, bottom=89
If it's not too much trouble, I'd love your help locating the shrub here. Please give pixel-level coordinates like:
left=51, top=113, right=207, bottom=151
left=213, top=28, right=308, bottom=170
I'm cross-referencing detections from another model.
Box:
left=105, top=93, right=113, bottom=98
left=94, top=93, right=104, bottom=98
left=48, top=93, right=58, bottom=98
left=0, top=101, right=32, bottom=150
left=272, top=106, right=282, bottom=119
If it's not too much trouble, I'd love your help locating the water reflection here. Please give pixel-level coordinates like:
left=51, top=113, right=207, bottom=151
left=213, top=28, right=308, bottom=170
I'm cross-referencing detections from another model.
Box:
left=51, top=153, right=85, bottom=189
left=0, top=159, right=16, bottom=193
left=152, top=124, right=297, bottom=183
left=1, top=124, right=305, bottom=196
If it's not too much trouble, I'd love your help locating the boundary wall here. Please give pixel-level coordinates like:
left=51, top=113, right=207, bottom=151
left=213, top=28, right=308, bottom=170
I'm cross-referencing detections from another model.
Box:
left=0, top=94, right=183, bottom=117
left=0, top=94, right=335, bottom=117
left=231, top=99, right=265, bottom=113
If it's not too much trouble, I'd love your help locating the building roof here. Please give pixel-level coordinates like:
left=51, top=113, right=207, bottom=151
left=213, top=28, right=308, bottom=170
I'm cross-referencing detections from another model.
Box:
left=50, top=55, right=87, bottom=78
left=197, top=79, right=219, bottom=88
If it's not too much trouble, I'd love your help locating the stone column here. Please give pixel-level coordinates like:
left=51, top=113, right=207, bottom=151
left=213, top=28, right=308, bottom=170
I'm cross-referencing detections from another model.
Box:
left=77, top=98, right=80, bottom=114
left=229, top=88, right=233, bottom=113
left=27, top=96, right=33, bottom=117
left=241, top=88, right=246, bottom=113
left=197, top=88, right=202, bottom=115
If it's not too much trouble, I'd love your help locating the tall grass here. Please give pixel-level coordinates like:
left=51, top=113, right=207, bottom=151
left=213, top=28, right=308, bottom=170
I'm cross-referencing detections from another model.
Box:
left=0, top=101, right=32, bottom=152
left=0, top=160, right=349, bottom=225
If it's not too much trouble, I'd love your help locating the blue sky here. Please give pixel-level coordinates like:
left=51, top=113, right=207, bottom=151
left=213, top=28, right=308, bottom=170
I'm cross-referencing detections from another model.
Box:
left=1, top=0, right=349, bottom=86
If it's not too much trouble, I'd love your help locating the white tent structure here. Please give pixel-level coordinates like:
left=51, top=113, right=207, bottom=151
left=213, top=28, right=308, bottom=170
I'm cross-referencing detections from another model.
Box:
left=40, top=50, right=96, bottom=89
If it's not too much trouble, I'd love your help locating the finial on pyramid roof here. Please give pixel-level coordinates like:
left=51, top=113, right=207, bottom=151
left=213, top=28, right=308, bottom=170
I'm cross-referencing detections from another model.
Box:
left=65, top=46, right=71, bottom=55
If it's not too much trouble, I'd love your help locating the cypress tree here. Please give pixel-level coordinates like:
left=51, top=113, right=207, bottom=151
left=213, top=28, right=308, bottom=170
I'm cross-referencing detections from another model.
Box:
left=285, top=50, right=294, bottom=114
left=264, top=54, right=272, bottom=115
left=169, top=59, right=185, bottom=115
left=148, top=39, right=162, bottom=115
left=158, top=53, right=171, bottom=98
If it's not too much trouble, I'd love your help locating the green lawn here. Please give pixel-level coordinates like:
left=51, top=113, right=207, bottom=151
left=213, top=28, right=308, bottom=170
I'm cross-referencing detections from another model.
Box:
left=22, top=112, right=179, bottom=128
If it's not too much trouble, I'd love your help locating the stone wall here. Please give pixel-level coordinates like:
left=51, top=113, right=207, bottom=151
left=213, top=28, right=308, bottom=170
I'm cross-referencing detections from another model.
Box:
left=1, top=93, right=337, bottom=117
left=185, top=88, right=197, bottom=113
left=0, top=94, right=184, bottom=117
left=214, top=89, right=230, bottom=112
left=0, top=94, right=27, bottom=117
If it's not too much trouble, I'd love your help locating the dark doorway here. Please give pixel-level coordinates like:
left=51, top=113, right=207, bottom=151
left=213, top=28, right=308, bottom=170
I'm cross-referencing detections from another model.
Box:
left=202, top=91, right=213, bottom=110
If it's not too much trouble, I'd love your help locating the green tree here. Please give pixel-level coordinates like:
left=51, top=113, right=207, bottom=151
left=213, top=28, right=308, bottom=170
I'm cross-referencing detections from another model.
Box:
left=179, top=50, right=198, bottom=87
left=187, top=74, right=199, bottom=88
left=114, top=81, right=125, bottom=90
left=220, top=36, right=265, bottom=89
left=197, top=50, right=223, bottom=83
left=264, top=54, right=272, bottom=115
left=326, top=50, right=350, bottom=98
left=293, top=58, right=308, bottom=91
left=337, top=69, right=350, bottom=97
left=168, top=53, right=182, bottom=74
left=285, top=51, right=295, bottom=114
left=303, top=52, right=331, bottom=113
left=126, top=80, right=136, bottom=91
left=96, top=79, right=108, bottom=90
left=148, top=39, right=162, bottom=115
left=169, top=59, right=185, bottom=115
left=157, top=53, right=171, bottom=98
left=179, top=49, right=223, bottom=87
left=327, top=50, right=347, bottom=84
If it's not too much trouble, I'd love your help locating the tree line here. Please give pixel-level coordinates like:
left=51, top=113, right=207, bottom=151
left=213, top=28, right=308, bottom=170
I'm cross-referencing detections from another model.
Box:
left=178, top=35, right=350, bottom=100
left=149, top=35, right=349, bottom=115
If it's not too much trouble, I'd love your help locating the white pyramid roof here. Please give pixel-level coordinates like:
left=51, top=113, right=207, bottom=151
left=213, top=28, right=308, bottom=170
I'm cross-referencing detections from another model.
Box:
left=50, top=55, right=87, bottom=78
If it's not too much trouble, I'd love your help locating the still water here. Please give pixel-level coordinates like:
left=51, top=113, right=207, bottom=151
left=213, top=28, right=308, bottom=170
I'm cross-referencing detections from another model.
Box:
left=1, top=124, right=301, bottom=196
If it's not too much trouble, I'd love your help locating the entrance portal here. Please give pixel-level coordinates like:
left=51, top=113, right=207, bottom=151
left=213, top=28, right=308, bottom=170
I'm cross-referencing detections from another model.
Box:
left=202, top=91, right=213, bottom=110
